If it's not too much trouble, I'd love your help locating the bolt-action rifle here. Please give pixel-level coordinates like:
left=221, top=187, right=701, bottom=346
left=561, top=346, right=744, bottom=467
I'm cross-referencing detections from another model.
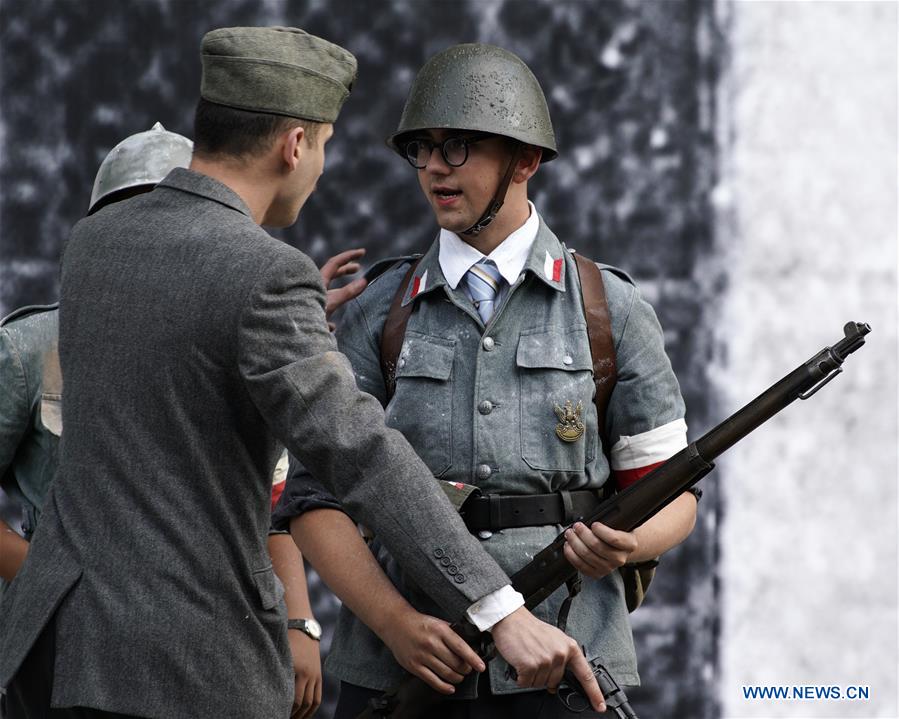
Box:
left=357, top=322, right=871, bottom=719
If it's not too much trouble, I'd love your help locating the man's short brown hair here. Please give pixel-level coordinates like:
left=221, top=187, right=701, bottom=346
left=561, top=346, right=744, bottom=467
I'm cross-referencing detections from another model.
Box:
left=192, top=98, right=321, bottom=160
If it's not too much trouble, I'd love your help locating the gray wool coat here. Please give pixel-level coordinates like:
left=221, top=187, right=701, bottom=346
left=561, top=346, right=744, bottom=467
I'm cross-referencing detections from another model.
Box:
left=0, top=168, right=509, bottom=718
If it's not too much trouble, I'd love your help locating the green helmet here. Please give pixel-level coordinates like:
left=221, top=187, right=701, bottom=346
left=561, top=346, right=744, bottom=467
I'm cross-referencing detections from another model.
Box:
left=89, top=122, right=193, bottom=214
left=387, top=43, right=557, bottom=162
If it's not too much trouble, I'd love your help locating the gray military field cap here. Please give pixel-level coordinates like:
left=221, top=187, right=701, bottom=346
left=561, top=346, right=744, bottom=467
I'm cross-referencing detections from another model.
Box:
left=388, top=43, right=557, bottom=162
left=89, top=122, right=193, bottom=214
left=201, top=26, right=357, bottom=123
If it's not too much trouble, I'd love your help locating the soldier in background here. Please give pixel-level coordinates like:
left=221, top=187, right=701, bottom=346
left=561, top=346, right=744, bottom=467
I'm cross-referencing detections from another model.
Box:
left=0, top=122, right=365, bottom=719
left=275, top=43, right=699, bottom=717
left=0, top=123, right=194, bottom=587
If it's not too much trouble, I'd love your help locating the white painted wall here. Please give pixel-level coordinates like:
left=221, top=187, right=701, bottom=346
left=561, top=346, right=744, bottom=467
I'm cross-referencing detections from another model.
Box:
left=717, top=1, right=898, bottom=717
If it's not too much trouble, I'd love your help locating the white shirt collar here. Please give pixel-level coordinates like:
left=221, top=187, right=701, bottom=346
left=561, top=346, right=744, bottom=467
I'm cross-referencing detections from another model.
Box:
left=438, top=201, right=540, bottom=289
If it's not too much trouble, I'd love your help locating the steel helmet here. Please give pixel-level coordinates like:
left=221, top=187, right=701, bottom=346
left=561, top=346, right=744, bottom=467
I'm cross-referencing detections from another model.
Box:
left=88, top=122, right=193, bottom=214
left=387, top=43, right=557, bottom=162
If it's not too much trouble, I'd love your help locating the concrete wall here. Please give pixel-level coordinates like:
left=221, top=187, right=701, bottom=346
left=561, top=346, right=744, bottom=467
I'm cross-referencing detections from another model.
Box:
left=717, top=2, right=898, bottom=716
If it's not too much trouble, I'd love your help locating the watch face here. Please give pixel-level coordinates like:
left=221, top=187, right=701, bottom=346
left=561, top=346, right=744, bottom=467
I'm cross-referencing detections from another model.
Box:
left=304, top=619, right=322, bottom=640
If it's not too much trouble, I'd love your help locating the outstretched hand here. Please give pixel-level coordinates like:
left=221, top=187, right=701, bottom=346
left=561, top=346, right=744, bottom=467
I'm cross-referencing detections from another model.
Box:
left=320, top=248, right=367, bottom=327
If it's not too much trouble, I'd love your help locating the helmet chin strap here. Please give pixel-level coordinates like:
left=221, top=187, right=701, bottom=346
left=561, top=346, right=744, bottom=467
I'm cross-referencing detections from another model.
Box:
left=462, top=144, right=522, bottom=236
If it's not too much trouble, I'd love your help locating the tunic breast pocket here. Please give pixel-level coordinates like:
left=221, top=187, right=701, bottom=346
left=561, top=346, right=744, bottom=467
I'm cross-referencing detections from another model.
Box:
left=385, top=332, right=455, bottom=476
left=517, top=327, right=596, bottom=472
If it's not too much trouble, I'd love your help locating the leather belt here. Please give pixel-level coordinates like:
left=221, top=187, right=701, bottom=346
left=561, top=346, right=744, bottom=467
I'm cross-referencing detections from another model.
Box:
left=460, top=490, right=603, bottom=533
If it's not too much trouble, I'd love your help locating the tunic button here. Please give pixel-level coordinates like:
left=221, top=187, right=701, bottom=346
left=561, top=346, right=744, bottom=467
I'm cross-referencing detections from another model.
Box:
left=482, top=336, right=495, bottom=351
left=476, top=464, right=492, bottom=480
left=477, top=530, right=493, bottom=540
left=398, top=358, right=406, bottom=369
left=478, top=400, right=493, bottom=415
left=562, top=355, right=573, bottom=366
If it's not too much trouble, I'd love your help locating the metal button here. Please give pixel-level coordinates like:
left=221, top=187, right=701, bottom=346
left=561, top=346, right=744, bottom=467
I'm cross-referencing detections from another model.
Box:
left=440, top=556, right=451, bottom=567
left=398, top=358, right=406, bottom=369
left=454, top=574, right=466, bottom=584
left=478, top=400, right=493, bottom=415
left=476, top=464, right=492, bottom=480
left=482, top=336, right=495, bottom=351
left=477, top=530, right=493, bottom=540
left=433, top=548, right=445, bottom=558
left=562, top=355, right=573, bottom=366
left=447, top=565, right=458, bottom=575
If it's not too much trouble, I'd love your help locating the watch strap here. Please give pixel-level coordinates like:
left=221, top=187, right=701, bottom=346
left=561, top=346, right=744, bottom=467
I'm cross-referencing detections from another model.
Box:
left=287, top=618, right=321, bottom=641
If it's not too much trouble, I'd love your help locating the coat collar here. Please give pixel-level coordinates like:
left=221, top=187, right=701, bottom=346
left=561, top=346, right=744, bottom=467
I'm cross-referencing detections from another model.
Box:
left=400, top=216, right=568, bottom=308
left=157, top=167, right=253, bottom=218
left=400, top=238, right=447, bottom=307
left=522, top=217, right=568, bottom=293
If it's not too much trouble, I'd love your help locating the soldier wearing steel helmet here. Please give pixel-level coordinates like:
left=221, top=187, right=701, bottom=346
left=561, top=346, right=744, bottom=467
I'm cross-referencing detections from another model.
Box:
left=0, top=123, right=192, bottom=592
left=275, top=43, right=698, bottom=717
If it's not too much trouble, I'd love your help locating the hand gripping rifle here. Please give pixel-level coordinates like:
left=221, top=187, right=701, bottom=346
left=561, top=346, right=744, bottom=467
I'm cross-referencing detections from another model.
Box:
left=358, top=322, right=871, bottom=719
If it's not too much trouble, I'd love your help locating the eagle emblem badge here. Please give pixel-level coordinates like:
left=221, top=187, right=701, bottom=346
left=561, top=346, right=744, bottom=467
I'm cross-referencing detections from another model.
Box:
left=554, top=400, right=585, bottom=442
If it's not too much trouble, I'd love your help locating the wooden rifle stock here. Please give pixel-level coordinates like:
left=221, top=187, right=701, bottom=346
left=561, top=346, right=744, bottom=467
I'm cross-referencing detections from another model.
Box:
left=357, top=322, right=871, bottom=719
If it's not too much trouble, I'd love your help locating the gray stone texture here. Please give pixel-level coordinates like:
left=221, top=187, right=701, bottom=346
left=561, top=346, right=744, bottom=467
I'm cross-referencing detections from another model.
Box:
left=716, top=1, right=898, bottom=716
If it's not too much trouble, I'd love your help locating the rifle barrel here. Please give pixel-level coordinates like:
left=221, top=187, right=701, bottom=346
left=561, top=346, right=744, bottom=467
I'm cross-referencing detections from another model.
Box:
left=514, top=321, right=870, bottom=610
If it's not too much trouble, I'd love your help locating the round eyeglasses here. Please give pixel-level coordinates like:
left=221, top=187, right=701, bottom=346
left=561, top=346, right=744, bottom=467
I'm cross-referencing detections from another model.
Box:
left=402, top=134, right=495, bottom=169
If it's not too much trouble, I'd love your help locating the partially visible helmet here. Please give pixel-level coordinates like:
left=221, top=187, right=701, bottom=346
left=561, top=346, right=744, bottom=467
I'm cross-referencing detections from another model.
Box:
left=88, top=122, right=193, bottom=214
left=387, top=43, right=557, bottom=162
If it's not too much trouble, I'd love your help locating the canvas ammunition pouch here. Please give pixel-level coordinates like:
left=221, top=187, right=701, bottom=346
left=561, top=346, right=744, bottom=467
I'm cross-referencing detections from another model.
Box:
left=381, top=251, right=657, bottom=612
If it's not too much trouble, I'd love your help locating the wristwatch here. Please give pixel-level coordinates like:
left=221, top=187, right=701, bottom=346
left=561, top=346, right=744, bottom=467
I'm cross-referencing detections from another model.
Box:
left=287, top=618, right=322, bottom=641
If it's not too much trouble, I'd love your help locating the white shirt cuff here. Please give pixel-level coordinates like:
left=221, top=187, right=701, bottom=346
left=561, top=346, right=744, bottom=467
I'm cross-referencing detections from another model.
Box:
left=465, top=584, right=525, bottom=632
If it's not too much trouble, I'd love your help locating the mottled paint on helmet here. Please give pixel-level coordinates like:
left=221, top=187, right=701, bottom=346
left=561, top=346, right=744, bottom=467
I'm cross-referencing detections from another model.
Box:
left=88, top=122, right=193, bottom=213
left=387, top=43, right=557, bottom=162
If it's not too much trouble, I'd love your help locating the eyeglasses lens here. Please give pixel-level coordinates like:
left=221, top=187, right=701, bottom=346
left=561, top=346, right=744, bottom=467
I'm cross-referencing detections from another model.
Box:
left=405, top=137, right=471, bottom=169
left=443, top=138, right=468, bottom=167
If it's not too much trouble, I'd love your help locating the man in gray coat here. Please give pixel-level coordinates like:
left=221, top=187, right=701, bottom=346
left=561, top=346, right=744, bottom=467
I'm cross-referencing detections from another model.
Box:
left=0, top=27, right=603, bottom=719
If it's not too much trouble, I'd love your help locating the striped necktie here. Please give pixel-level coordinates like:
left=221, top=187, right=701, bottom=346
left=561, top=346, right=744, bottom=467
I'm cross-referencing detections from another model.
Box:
left=464, top=259, right=503, bottom=324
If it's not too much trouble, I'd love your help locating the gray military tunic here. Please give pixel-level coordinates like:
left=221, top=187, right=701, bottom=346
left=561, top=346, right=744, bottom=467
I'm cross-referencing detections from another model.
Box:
left=275, top=218, right=686, bottom=697
left=0, top=306, right=60, bottom=716
left=0, top=305, right=60, bottom=551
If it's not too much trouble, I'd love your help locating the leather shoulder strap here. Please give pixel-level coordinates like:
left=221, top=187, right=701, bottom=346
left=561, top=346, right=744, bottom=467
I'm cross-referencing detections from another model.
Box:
left=379, top=258, right=422, bottom=399
left=0, top=302, right=58, bottom=327
left=364, top=254, right=422, bottom=285
left=573, top=254, right=617, bottom=456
